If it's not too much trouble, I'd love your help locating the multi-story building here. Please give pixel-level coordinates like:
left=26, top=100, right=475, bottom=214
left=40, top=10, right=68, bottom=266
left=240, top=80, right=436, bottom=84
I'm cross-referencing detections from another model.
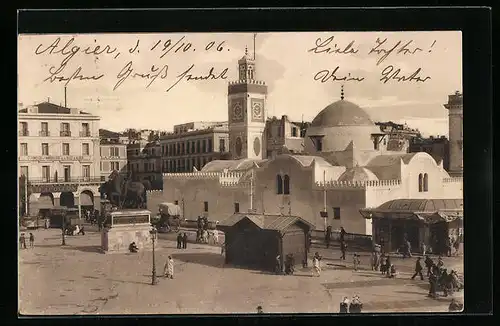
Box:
left=18, top=102, right=102, bottom=217
left=444, top=91, right=463, bottom=176
left=160, top=122, right=230, bottom=173
left=127, top=140, right=162, bottom=189
left=409, top=135, right=450, bottom=171
left=99, top=141, right=128, bottom=179
left=374, top=121, right=421, bottom=152
left=266, top=115, right=309, bottom=158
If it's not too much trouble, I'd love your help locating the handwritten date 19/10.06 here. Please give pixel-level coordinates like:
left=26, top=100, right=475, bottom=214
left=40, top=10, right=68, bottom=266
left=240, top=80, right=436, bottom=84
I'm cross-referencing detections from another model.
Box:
left=151, top=37, right=227, bottom=58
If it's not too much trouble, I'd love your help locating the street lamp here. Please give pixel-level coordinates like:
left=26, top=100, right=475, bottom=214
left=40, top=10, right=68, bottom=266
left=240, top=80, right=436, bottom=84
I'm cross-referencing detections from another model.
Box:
left=149, top=227, right=158, bottom=285
left=61, top=210, right=66, bottom=246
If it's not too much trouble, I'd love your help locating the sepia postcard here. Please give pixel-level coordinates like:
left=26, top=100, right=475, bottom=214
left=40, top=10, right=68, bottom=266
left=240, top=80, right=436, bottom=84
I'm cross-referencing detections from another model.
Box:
left=18, top=30, right=464, bottom=315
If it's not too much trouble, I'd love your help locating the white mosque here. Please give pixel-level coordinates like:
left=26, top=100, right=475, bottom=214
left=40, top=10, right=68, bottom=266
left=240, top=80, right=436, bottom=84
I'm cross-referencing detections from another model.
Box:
left=147, top=49, right=463, bottom=247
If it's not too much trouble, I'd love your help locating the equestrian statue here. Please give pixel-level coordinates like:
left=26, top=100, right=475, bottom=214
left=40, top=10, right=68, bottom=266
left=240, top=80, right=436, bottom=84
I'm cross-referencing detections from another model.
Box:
left=100, top=171, right=147, bottom=209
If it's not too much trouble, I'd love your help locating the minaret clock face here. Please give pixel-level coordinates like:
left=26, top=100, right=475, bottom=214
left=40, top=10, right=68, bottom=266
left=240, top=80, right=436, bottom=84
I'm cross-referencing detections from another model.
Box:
left=232, top=102, right=243, bottom=121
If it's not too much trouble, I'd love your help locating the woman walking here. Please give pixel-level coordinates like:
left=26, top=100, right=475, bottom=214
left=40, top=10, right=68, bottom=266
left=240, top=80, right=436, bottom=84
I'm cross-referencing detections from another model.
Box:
left=164, top=255, right=174, bottom=279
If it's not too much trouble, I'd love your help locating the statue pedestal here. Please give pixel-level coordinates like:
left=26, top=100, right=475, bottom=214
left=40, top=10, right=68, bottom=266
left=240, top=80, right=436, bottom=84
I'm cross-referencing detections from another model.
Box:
left=101, top=209, right=153, bottom=254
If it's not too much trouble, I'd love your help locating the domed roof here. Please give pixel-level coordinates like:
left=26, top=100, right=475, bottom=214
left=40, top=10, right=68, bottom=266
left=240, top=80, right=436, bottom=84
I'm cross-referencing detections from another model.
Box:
left=338, top=166, right=379, bottom=182
left=311, top=100, right=374, bottom=127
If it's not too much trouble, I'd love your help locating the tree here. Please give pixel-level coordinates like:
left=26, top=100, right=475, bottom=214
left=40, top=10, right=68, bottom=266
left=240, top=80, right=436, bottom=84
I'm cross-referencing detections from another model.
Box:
left=148, top=131, right=159, bottom=142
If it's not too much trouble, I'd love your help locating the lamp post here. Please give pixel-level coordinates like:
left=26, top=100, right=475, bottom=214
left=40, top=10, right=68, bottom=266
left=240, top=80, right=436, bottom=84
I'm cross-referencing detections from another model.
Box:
left=61, top=211, right=66, bottom=246
left=150, top=227, right=158, bottom=285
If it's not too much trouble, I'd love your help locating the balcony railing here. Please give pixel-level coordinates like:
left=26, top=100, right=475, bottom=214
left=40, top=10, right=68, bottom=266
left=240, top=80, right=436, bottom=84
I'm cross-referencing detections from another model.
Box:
left=27, top=177, right=103, bottom=184
left=60, top=131, right=72, bottom=137
left=18, top=130, right=29, bottom=136
left=39, top=130, right=50, bottom=136
left=80, top=131, right=92, bottom=137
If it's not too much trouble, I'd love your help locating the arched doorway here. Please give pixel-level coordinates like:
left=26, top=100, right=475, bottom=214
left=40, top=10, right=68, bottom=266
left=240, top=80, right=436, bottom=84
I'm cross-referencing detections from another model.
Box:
left=79, top=190, right=95, bottom=217
left=60, top=191, right=75, bottom=208
left=38, top=192, right=54, bottom=218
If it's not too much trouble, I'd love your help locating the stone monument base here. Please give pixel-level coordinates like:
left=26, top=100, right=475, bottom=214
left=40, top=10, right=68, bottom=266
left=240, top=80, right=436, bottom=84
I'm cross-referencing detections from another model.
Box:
left=101, top=224, right=153, bottom=253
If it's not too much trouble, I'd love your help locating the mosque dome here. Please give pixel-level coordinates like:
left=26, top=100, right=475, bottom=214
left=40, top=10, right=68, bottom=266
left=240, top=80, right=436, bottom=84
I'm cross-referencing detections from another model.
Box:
left=311, top=100, right=374, bottom=128
left=338, top=166, right=379, bottom=182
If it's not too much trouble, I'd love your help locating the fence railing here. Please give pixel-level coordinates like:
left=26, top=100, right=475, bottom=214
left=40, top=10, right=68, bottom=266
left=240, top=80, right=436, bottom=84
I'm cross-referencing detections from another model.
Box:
left=26, top=177, right=104, bottom=184
left=39, top=131, right=50, bottom=136
left=79, top=131, right=92, bottom=137
left=19, top=130, right=29, bottom=136
left=60, top=131, right=72, bottom=137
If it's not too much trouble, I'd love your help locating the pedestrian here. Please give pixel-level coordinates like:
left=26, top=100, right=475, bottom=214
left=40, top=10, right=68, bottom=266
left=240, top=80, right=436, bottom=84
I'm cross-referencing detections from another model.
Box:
left=447, top=236, right=454, bottom=257
left=339, top=297, right=350, bottom=313
left=19, top=233, right=27, bottom=249
left=129, top=242, right=138, bottom=253
left=424, top=255, right=434, bottom=277
left=312, top=252, right=322, bottom=277
left=44, top=217, right=50, bottom=229
left=421, top=242, right=427, bottom=256
left=353, top=253, right=360, bottom=271
left=349, top=295, right=363, bottom=313
left=164, top=255, right=174, bottom=279
left=182, top=232, right=188, bottom=249
left=437, top=256, right=444, bottom=271
left=339, top=227, right=346, bottom=243
left=212, top=228, right=219, bottom=245
left=388, top=264, right=397, bottom=278
left=384, top=256, right=392, bottom=276
left=220, top=242, right=225, bottom=256
left=428, top=270, right=438, bottom=298
left=411, top=257, right=424, bottom=280
left=405, top=239, right=412, bottom=258
left=256, top=305, right=263, bottom=314
left=176, top=233, right=183, bottom=249
left=325, top=225, right=332, bottom=248
left=275, top=255, right=282, bottom=275
left=29, top=232, right=34, bottom=248
left=340, top=241, right=347, bottom=261
left=379, top=236, right=385, bottom=254
left=202, top=229, right=209, bottom=243
left=453, top=237, right=460, bottom=256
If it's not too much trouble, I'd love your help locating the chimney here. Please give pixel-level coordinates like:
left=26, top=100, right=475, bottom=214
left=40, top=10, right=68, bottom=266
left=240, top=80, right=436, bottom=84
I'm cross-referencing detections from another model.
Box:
left=64, top=86, right=67, bottom=107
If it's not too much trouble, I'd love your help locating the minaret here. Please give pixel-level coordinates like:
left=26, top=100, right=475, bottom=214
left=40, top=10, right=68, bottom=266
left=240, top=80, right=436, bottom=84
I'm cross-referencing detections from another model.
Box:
left=227, top=38, right=268, bottom=160
left=444, top=91, right=463, bottom=176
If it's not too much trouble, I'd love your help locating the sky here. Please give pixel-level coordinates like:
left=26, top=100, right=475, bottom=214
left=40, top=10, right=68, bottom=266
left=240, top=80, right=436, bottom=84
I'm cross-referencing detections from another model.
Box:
left=18, top=31, right=461, bottom=137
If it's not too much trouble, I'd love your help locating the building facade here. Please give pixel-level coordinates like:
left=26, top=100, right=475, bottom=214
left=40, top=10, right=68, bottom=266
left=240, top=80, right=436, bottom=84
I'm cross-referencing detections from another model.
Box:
left=18, top=102, right=102, bottom=216
left=444, top=91, right=463, bottom=176
left=409, top=135, right=450, bottom=172
left=160, top=122, right=230, bottom=173
left=266, top=115, right=309, bottom=159
left=127, top=140, right=162, bottom=189
left=99, top=140, right=128, bottom=179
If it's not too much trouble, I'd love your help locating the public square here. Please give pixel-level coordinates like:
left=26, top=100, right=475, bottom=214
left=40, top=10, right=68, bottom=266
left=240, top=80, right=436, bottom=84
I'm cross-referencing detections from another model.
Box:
left=19, top=228, right=463, bottom=315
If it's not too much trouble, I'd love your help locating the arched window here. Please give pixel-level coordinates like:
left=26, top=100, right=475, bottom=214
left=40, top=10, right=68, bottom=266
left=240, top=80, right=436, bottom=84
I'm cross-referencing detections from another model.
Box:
left=276, top=175, right=283, bottom=194
left=423, top=173, right=429, bottom=192
left=283, top=174, right=290, bottom=195
left=418, top=173, right=423, bottom=192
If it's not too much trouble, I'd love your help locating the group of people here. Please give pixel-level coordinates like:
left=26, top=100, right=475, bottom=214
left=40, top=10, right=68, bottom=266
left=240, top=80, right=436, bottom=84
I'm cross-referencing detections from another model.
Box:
left=195, top=216, right=220, bottom=244
left=275, top=253, right=297, bottom=275
left=176, top=233, right=189, bottom=249
left=423, top=255, right=463, bottom=298
left=66, top=224, right=85, bottom=236
left=19, top=232, right=35, bottom=249
left=339, top=295, right=363, bottom=313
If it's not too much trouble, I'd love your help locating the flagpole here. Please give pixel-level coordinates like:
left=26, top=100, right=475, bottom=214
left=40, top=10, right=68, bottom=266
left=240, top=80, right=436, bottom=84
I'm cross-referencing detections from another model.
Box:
left=249, top=169, right=254, bottom=211
left=253, top=33, right=256, bottom=60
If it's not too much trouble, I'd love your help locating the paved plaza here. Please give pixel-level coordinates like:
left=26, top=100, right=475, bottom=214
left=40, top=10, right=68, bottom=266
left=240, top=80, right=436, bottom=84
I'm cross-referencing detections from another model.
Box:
left=19, top=228, right=463, bottom=315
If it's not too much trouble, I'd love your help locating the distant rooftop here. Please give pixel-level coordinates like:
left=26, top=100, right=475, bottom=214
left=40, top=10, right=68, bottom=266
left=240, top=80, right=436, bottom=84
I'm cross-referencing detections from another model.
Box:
left=18, top=102, right=92, bottom=115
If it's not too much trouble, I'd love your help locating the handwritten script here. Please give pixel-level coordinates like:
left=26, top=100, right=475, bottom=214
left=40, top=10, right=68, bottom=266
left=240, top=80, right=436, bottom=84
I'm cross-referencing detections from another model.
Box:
left=308, top=35, right=435, bottom=84
left=35, top=37, right=230, bottom=92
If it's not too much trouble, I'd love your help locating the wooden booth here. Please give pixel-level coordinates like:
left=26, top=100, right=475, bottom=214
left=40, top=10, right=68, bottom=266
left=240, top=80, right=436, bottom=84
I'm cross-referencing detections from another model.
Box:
left=359, top=199, right=463, bottom=255
left=217, top=213, right=314, bottom=272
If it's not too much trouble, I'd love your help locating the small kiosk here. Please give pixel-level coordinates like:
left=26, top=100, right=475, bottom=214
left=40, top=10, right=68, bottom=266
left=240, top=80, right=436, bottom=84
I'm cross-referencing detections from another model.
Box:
left=101, top=209, right=153, bottom=253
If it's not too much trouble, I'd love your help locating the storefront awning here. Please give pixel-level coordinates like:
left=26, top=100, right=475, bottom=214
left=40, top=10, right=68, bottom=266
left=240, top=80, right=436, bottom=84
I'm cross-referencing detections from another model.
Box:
left=79, top=192, right=94, bottom=206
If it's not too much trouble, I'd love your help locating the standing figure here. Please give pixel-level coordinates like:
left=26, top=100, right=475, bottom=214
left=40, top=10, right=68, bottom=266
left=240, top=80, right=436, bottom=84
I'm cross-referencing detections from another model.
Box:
left=129, top=242, right=138, bottom=253
left=256, top=306, right=263, bottom=314
left=19, top=233, right=27, bottom=249
left=176, top=233, right=183, bottom=249
left=384, top=256, right=392, bottom=276
left=275, top=255, right=282, bottom=275
left=421, top=242, right=427, bottom=256
left=353, top=253, right=360, bottom=271
left=28, top=233, right=34, bottom=248
left=388, top=264, right=397, bottom=278
left=411, top=257, right=424, bottom=280
left=212, top=229, right=219, bottom=245
left=424, top=255, right=434, bottom=277
left=428, top=270, right=438, bottom=298
left=44, top=218, right=50, bottom=229
left=325, top=226, right=332, bottom=248
left=340, top=241, right=347, bottom=261
left=202, top=229, right=209, bottom=244
left=339, top=227, right=346, bottom=243
left=312, top=252, right=322, bottom=277
left=182, top=232, right=188, bottom=249
left=339, top=297, right=350, bottom=313
left=349, top=295, right=363, bottom=313
left=164, top=255, right=174, bottom=279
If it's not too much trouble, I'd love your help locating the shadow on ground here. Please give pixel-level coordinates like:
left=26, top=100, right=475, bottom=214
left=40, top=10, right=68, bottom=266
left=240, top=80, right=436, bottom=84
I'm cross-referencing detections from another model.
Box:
left=172, top=252, right=225, bottom=268
left=61, top=245, right=103, bottom=254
